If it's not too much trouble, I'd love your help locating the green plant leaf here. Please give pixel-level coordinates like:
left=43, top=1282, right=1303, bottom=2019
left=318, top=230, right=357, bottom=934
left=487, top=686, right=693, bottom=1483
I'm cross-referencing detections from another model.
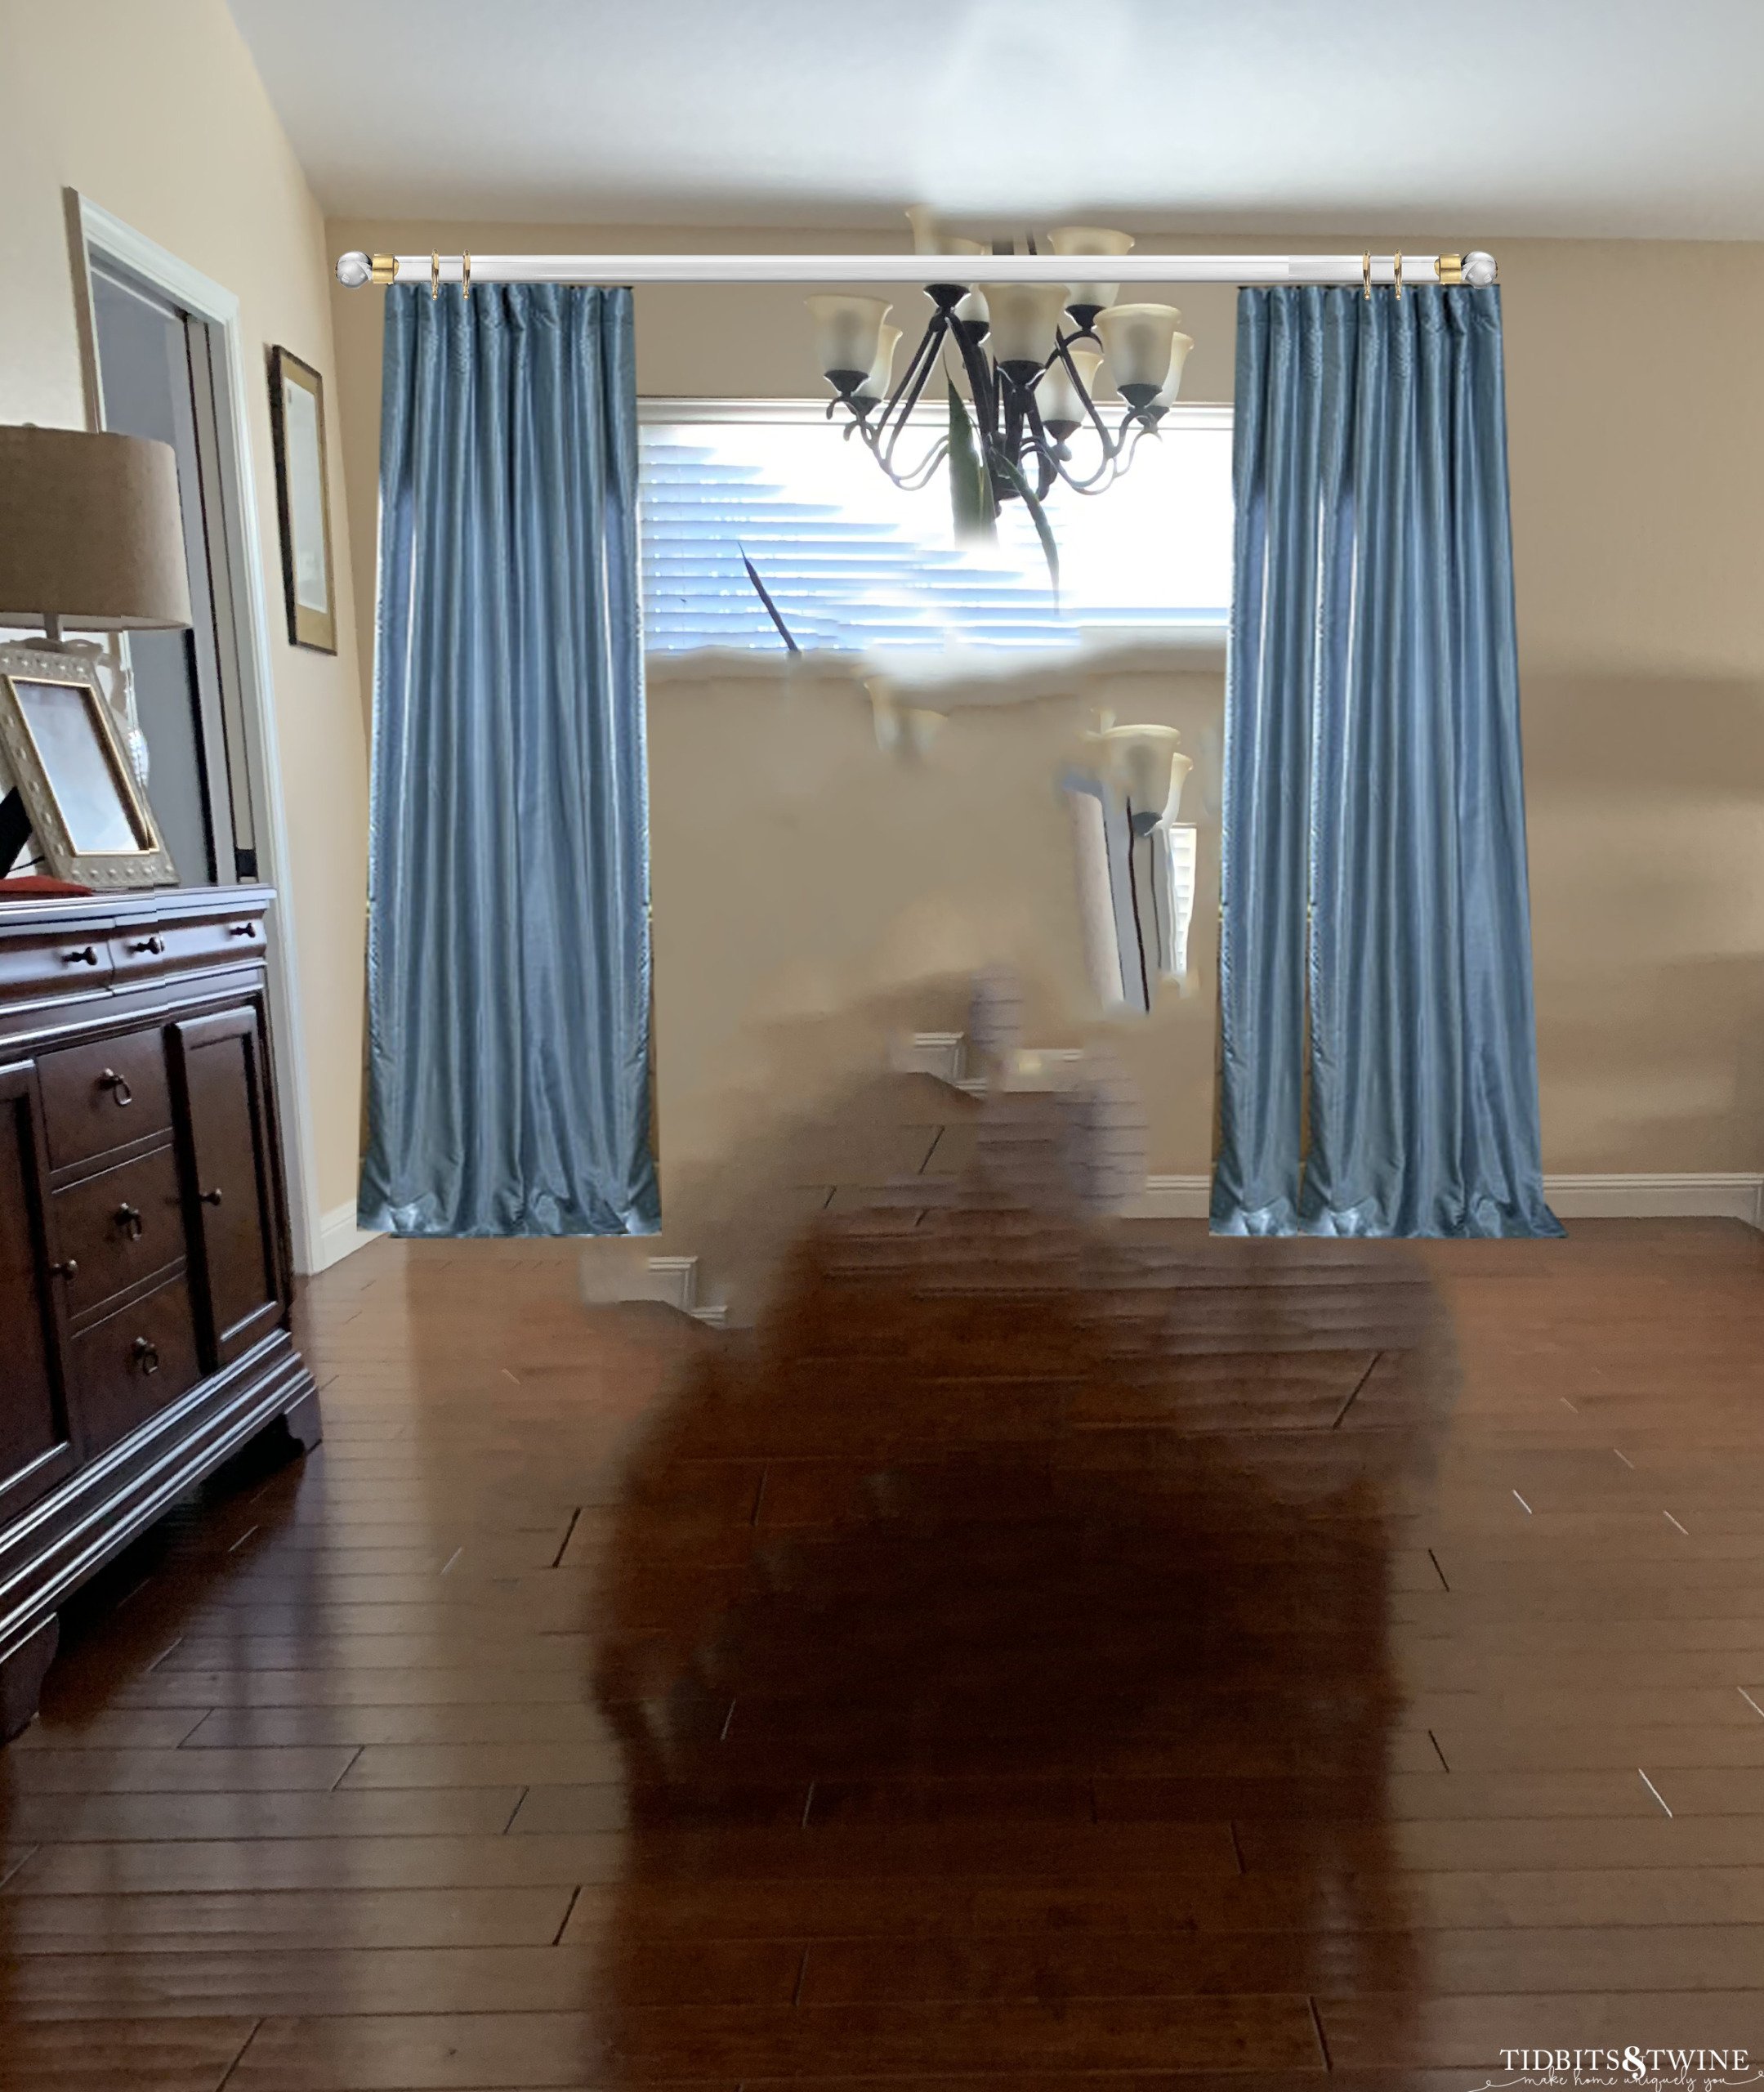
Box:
left=946, top=383, right=995, bottom=543
left=991, top=450, right=1061, bottom=602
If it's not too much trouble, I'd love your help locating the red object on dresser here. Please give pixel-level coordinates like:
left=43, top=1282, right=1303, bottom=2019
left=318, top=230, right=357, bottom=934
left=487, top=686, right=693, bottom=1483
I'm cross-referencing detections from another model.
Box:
left=0, top=877, right=95, bottom=898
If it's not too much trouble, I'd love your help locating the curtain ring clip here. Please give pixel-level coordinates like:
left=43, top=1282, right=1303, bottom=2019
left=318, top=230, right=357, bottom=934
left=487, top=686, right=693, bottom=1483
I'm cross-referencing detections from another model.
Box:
left=1362, top=252, right=1372, bottom=301
left=462, top=252, right=471, bottom=300
left=430, top=251, right=440, bottom=301
left=1393, top=251, right=1403, bottom=301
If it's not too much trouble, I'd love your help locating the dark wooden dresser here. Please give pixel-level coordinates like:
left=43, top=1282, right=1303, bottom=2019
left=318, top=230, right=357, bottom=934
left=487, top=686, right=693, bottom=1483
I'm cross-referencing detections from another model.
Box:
left=0, top=886, right=319, bottom=1740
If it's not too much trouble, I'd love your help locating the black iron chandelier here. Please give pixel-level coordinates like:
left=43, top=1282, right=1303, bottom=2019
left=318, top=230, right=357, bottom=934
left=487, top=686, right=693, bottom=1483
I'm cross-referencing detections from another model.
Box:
left=806, top=212, right=1192, bottom=542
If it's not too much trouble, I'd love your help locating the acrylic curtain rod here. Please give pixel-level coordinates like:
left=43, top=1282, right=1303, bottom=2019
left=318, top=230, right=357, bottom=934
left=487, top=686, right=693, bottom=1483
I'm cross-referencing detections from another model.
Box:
left=335, top=249, right=1497, bottom=290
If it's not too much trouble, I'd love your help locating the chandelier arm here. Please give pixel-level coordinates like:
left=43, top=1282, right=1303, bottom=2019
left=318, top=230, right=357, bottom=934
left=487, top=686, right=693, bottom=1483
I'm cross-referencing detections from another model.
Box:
left=947, top=322, right=1000, bottom=479
left=1055, top=331, right=1132, bottom=472
left=1016, top=390, right=1061, bottom=503
left=821, top=407, right=948, bottom=492
left=883, top=438, right=954, bottom=493
left=876, top=311, right=951, bottom=479
left=1047, top=420, right=1128, bottom=494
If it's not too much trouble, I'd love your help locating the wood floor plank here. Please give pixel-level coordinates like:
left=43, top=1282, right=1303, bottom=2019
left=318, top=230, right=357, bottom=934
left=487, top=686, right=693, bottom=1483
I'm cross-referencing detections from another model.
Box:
left=0, top=1938, right=802, bottom=2018
left=0, top=1786, right=525, bottom=1844
left=0, top=1885, right=578, bottom=1951
left=223, top=1996, right=1323, bottom=2087
left=0, top=2016, right=257, bottom=2090
left=337, top=1741, right=629, bottom=1787
left=4, top=1833, right=631, bottom=1895
left=11, top=1710, right=212, bottom=1751
left=110, top=1669, right=603, bottom=1709
left=1429, top=1723, right=1764, bottom=1772
left=1320, top=1991, right=1764, bottom=2068
left=1, top=1747, right=360, bottom=1795
left=1237, top=1813, right=1764, bottom=1872
left=176, top=1705, right=625, bottom=1750
left=1092, top=1770, right=1656, bottom=1822
left=796, top=1923, right=1764, bottom=2002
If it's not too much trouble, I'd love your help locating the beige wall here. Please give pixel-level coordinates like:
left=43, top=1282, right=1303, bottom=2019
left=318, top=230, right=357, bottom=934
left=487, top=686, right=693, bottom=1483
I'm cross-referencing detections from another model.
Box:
left=1498, top=240, right=1764, bottom=1171
left=324, top=216, right=1764, bottom=1230
left=2, top=0, right=370, bottom=1235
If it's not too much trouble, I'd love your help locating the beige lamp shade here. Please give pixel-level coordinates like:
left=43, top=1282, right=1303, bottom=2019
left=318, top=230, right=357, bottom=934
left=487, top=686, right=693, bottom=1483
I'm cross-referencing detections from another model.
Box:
left=0, top=425, right=192, bottom=633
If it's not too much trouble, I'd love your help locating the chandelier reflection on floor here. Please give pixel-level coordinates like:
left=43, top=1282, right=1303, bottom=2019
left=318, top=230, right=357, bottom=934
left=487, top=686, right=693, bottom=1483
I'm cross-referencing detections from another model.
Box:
left=806, top=210, right=1193, bottom=563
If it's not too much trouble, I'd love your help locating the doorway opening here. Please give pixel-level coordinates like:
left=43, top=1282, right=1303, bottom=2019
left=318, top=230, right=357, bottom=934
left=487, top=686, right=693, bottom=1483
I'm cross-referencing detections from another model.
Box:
left=67, top=192, right=322, bottom=1272
left=86, top=253, right=257, bottom=887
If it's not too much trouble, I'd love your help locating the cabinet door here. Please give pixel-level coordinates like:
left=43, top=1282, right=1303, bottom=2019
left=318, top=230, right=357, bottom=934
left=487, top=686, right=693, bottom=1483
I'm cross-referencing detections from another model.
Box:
left=167, top=1006, right=288, bottom=1369
left=0, top=1062, right=77, bottom=1521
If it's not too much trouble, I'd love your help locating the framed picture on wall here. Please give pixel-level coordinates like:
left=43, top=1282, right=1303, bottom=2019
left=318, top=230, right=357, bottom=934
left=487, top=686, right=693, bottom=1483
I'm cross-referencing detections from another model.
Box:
left=267, top=346, right=337, bottom=653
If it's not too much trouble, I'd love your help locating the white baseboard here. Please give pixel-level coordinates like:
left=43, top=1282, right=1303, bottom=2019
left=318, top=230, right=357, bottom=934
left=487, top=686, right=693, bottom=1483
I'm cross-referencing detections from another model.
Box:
left=895, top=1032, right=967, bottom=1084
left=1127, top=1173, right=1764, bottom=1229
left=1125, top=1175, right=1214, bottom=1219
left=644, top=1254, right=699, bottom=1311
left=1543, top=1173, right=1764, bottom=1226
left=313, top=1201, right=384, bottom=1272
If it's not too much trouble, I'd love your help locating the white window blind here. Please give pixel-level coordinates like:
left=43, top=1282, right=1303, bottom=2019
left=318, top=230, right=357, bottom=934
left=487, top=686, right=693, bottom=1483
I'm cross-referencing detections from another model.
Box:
left=638, top=403, right=1232, bottom=657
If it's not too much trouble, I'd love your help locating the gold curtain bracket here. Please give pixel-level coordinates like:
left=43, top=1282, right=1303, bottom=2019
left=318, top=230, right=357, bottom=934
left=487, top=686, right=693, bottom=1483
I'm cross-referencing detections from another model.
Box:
left=368, top=253, right=398, bottom=286
left=1436, top=253, right=1465, bottom=285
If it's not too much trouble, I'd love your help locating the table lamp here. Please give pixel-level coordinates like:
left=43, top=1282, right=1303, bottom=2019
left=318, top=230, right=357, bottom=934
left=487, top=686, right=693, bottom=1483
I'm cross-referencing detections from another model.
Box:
left=0, top=425, right=192, bottom=879
left=0, top=424, right=193, bottom=644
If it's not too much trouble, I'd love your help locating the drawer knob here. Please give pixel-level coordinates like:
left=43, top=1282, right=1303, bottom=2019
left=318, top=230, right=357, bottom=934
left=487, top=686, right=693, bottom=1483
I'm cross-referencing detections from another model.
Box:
left=127, top=936, right=165, bottom=956
left=227, top=923, right=259, bottom=940
left=131, top=1337, right=161, bottom=1376
left=64, top=945, right=100, bottom=967
left=51, top=1258, right=78, bottom=1281
left=97, top=1069, right=135, bottom=1107
left=115, top=1202, right=144, bottom=1240
left=201, top=1187, right=225, bottom=1208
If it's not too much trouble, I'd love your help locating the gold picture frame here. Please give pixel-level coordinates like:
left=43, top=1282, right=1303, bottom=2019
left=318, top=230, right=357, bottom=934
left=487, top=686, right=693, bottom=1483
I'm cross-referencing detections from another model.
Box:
left=267, top=346, right=337, bottom=653
left=0, top=662, right=177, bottom=888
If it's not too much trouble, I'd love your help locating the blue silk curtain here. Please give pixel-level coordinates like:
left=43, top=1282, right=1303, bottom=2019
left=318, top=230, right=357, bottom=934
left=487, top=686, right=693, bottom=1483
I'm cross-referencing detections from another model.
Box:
left=1211, top=285, right=1559, bottom=1239
left=359, top=284, right=659, bottom=1237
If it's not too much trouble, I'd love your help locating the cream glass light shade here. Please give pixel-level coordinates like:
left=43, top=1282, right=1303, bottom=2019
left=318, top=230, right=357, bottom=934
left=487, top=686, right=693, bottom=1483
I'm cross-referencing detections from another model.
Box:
left=805, top=296, right=891, bottom=390
left=949, top=248, right=989, bottom=329
left=906, top=208, right=986, bottom=267
left=1096, top=303, right=1184, bottom=403
left=984, top=284, right=1069, bottom=372
left=1090, top=723, right=1192, bottom=821
left=1153, top=333, right=1195, bottom=409
left=856, top=324, right=902, bottom=404
left=1036, top=346, right=1104, bottom=433
left=905, top=205, right=943, bottom=255
left=0, top=426, right=192, bottom=633
left=1049, top=226, right=1134, bottom=314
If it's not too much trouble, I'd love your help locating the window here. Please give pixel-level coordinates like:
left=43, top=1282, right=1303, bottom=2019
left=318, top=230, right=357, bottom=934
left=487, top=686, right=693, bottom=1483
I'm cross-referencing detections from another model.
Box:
left=639, top=401, right=1231, bottom=658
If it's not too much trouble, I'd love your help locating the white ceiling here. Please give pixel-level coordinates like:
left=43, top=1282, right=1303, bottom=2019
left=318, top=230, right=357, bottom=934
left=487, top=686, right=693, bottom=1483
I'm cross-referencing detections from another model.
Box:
left=229, top=0, right=1764, bottom=239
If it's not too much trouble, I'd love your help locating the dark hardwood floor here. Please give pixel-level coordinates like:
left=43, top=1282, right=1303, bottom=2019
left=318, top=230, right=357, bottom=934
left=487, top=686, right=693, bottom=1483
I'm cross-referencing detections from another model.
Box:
left=7, top=1092, right=1764, bottom=2088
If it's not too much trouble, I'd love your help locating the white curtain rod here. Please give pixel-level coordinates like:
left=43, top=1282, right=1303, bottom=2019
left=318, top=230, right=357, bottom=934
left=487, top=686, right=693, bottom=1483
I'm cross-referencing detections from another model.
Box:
left=336, top=249, right=1496, bottom=290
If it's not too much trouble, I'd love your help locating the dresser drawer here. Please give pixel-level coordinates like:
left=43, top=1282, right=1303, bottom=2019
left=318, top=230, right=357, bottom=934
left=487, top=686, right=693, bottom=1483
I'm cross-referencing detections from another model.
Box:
left=157, top=909, right=266, bottom=975
left=38, top=1027, right=172, bottom=1171
left=69, top=1273, right=202, bottom=1459
left=107, top=922, right=171, bottom=989
left=0, top=925, right=115, bottom=1007
left=51, top=1142, right=185, bottom=1323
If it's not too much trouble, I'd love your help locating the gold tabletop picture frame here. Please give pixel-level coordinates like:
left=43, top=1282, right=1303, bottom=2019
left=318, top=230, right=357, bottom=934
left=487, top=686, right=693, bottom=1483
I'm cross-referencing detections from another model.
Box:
left=0, top=660, right=176, bottom=887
